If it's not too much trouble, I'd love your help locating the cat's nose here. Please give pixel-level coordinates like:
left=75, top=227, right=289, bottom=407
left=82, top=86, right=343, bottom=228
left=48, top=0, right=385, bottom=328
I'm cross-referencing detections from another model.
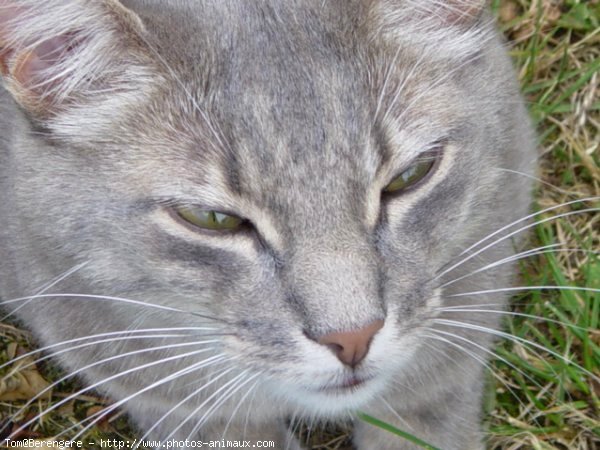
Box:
left=316, top=320, right=384, bottom=368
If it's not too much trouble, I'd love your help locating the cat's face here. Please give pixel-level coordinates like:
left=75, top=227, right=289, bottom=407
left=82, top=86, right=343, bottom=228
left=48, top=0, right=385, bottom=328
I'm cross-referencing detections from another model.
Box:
left=0, top=0, right=536, bottom=435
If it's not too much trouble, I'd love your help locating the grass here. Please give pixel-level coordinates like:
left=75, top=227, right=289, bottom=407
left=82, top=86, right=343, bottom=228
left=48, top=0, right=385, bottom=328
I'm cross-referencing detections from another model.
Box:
left=482, top=1, right=599, bottom=449
left=0, top=1, right=598, bottom=449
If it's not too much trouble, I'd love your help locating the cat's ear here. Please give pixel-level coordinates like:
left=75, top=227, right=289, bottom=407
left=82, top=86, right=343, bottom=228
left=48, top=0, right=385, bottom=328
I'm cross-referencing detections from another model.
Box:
left=374, top=0, right=487, bottom=26
left=370, top=0, right=490, bottom=58
left=409, top=0, right=487, bottom=27
left=0, top=0, right=156, bottom=121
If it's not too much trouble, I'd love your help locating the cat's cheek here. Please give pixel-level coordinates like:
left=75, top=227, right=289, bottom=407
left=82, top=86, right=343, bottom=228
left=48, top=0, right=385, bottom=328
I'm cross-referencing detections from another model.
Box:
left=378, top=142, right=474, bottom=265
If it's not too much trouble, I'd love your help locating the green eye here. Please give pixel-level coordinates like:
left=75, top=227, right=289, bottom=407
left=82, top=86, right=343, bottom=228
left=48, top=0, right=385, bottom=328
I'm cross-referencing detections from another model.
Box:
left=175, top=207, right=245, bottom=231
left=383, top=156, right=437, bottom=194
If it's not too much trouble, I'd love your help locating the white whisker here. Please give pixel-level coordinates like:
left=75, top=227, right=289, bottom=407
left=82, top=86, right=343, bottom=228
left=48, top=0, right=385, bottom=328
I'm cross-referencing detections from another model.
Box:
left=125, top=363, right=236, bottom=448
left=424, top=328, right=544, bottom=391
left=434, top=307, right=593, bottom=333
left=435, top=206, right=600, bottom=281
left=8, top=344, right=219, bottom=439
left=449, top=285, right=599, bottom=297
left=441, top=245, right=597, bottom=288
left=380, top=397, right=414, bottom=432
left=373, top=45, right=403, bottom=122
left=384, top=34, right=495, bottom=127
left=379, top=49, right=431, bottom=125
left=286, top=408, right=303, bottom=450
left=1, top=293, right=187, bottom=313
left=1, top=327, right=219, bottom=373
left=1, top=262, right=88, bottom=321
left=221, top=376, right=262, bottom=441
left=188, top=372, right=262, bottom=440
left=162, top=370, right=250, bottom=442
left=420, top=332, right=528, bottom=412
left=70, top=355, right=233, bottom=443
left=457, top=196, right=599, bottom=257
left=432, top=319, right=600, bottom=383
left=440, top=243, right=560, bottom=288
left=135, top=32, right=228, bottom=152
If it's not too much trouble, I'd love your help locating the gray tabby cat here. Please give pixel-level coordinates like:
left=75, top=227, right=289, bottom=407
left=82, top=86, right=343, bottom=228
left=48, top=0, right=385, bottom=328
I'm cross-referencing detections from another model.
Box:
left=0, top=0, right=536, bottom=449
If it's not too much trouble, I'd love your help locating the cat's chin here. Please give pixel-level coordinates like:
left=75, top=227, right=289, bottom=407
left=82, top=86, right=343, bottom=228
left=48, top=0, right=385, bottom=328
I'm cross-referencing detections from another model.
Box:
left=267, top=374, right=387, bottom=417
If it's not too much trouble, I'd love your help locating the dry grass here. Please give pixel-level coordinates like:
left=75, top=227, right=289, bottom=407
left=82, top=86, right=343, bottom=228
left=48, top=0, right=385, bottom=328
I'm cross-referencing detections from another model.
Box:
left=486, top=1, right=599, bottom=449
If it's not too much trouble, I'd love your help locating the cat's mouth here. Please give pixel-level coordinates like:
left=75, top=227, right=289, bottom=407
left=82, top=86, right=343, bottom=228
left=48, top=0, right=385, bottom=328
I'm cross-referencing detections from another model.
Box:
left=318, top=375, right=373, bottom=394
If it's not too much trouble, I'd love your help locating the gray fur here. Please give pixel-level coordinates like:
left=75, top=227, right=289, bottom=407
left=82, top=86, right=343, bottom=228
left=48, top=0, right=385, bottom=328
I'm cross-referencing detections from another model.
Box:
left=0, top=1, right=536, bottom=449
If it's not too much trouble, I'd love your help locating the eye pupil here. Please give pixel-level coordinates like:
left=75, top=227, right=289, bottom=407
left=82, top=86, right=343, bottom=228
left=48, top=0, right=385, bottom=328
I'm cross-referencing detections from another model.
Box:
left=175, top=207, right=244, bottom=231
left=214, top=212, right=229, bottom=225
left=401, top=166, right=418, bottom=182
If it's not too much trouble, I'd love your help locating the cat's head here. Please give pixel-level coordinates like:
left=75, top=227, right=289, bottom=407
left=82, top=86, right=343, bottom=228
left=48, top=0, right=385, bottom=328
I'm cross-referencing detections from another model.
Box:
left=0, top=0, right=535, bottom=416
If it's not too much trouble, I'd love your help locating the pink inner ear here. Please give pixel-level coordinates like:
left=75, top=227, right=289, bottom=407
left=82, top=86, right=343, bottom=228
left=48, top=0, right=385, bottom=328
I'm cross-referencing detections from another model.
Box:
left=1, top=1, right=79, bottom=92
left=15, top=36, right=73, bottom=87
left=0, top=2, right=20, bottom=27
left=0, top=3, right=20, bottom=74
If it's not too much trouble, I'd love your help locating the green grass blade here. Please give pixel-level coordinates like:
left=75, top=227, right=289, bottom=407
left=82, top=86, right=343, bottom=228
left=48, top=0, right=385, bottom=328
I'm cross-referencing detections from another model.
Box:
left=358, top=413, right=442, bottom=450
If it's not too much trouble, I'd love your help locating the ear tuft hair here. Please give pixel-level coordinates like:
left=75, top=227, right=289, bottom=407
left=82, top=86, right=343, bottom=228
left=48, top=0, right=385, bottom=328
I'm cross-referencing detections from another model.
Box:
left=370, top=0, right=492, bottom=60
left=0, top=0, right=156, bottom=121
left=414, top=0, right=487, bottom=26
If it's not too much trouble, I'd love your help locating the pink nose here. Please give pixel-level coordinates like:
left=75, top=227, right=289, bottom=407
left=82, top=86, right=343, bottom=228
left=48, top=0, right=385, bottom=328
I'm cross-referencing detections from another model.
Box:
left=317, top=320, right=384, bottom=367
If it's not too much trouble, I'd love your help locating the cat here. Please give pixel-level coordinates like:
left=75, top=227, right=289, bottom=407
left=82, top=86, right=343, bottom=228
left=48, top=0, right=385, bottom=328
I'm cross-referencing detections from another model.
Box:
left=0, top=1, right=537, bottom=449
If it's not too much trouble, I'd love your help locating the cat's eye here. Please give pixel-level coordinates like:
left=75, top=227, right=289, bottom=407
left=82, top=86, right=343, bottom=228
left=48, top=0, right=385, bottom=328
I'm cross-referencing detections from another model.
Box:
left=175, top=206, right=245, bottom=231
left=383, top=154, right=438, bottom=194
